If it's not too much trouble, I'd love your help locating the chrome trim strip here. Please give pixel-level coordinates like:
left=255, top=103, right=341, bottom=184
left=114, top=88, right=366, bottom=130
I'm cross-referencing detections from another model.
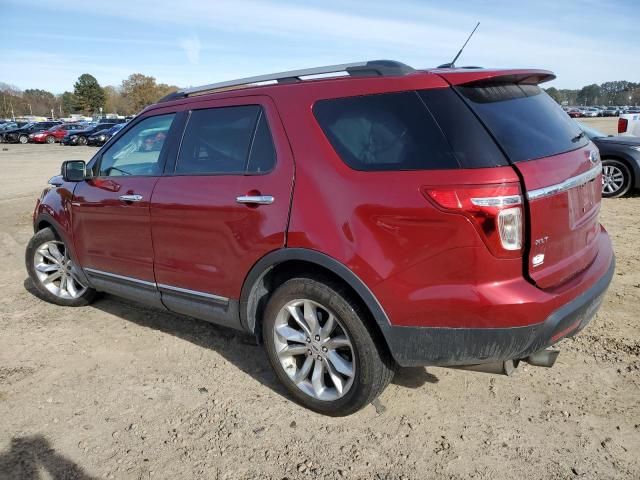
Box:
left=157, top=283, right=229, bottom=303
left=84, top=268, right=230, bottom=303
left=84, top=267, right=156, bottom=287
left=526, top=164, right=602, bottom=201
left=470, top=194, right=522, bottom=207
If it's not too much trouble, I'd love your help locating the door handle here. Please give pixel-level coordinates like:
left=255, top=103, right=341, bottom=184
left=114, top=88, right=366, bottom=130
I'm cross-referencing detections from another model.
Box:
left=119, top=194, right=143, bottom=202
left=236, top=195, right=274, bottom=205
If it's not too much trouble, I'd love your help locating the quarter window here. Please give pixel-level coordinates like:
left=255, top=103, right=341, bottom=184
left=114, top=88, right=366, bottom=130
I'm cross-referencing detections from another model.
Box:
left=313, top=92, right=459, bottom=171
left=98, top=114, right=174, bottom=177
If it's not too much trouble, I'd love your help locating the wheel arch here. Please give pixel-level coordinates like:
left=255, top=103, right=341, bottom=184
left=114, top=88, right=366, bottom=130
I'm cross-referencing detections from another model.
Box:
left=240, top=248, right=394, bottom=358
left=33, top=213, right=92, bottom=287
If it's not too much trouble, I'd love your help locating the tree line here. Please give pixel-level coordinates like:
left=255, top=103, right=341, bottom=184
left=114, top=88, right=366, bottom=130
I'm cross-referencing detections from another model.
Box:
left=545, top=80, right=639, bottom=106
left=0, top=73, right=177, bottom=118
left=2, top=74, right=638, bottom=118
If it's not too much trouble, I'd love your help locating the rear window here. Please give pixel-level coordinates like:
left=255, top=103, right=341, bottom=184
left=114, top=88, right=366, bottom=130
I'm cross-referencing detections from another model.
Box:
left=456, top=83, right=589, bottom=162
left=313, top=90, right=507, bottom=171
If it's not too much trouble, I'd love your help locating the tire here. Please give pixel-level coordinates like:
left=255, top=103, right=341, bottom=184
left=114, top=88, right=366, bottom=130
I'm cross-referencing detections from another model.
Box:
left=77, top=136, right=87, bottom=146
left=46, top=135, right=55, bottom=144
left=601, top=159, right=632, bottom=198
left=19, top=135, right=28, bottom=144
left=263, top=276, right=394, bottom=416
left=25, top=227, right=96, bottom=307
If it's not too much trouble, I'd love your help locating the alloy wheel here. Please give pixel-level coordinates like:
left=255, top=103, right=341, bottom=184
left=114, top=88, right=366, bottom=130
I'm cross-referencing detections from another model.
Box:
left=19, top=135, right=28, bottom=144
left=602, top=164, right=625, bottom=195
left=272, top=299, right=356, bottom=401
left=33, top=240, right=88, bottom=299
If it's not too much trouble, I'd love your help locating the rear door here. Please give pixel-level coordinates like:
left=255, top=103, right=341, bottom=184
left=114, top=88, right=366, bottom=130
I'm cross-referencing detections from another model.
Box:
left=452, top=78, right=602, bottom=289
left=150, top=96, right=294, bottom=319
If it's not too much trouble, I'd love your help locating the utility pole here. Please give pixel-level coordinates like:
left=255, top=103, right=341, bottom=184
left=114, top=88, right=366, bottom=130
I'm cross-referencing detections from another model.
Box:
left=28, top=103, right=32, bottom=116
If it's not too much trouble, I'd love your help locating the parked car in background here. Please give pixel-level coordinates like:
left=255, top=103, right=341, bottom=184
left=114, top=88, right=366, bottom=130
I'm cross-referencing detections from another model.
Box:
left=578, top=121, right=640, bottom=198
left=0, top=121, right=27, bottom=133
left=603, top=106, right=619, bottom=117
left=87, top=123, right=126, bottom=146
left=567, top=108, right=582, bottom=118
left=581, top=107, right=599, bottom=117
left=26, top=60, right=614, bottom=415
left=61, top=123, right=116, bottom=145
left=618, top=112, right=640, bottom=138
left=30, top=124, right=87, bottom=144
left=1, top=121, right=62, bottom=143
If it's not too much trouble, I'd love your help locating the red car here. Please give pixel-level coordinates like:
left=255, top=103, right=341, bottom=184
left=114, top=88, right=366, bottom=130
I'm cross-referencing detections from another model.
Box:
left=567, top=108, right=583, bottom=118
left=26, top=60, right=614, bottom=415
left=30, top=124, right=86, bottom=144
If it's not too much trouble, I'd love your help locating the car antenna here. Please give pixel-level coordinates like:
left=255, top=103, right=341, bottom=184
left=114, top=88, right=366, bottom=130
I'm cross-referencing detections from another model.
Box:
left=437, top=21, right=480, bottom=69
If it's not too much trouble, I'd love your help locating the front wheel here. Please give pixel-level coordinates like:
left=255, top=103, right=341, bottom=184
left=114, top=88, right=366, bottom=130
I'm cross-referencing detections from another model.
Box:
left=263, top=276, right=394, bottom=416
left=77, top=136, right=87, bottom=146
left=25, top=228, right=96, bottom=306
left=19, top=135, right=29, bottom=144
left=46, top=135, right=55, bottom=144
left=602, top=159, right=632, bottom=198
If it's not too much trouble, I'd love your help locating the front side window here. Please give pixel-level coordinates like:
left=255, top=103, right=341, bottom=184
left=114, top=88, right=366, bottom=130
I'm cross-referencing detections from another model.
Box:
left=98, top=114, right=174, bottom=177
left=176, top=105, right=275, bottom=175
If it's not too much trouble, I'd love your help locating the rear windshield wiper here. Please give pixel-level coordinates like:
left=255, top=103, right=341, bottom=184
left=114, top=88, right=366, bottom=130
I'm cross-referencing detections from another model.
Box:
left=571, top=131, right=585, bottom=143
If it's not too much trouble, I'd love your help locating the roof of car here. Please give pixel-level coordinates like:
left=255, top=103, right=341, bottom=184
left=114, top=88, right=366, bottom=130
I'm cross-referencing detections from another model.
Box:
left=148, top=59, right=555, bottom=113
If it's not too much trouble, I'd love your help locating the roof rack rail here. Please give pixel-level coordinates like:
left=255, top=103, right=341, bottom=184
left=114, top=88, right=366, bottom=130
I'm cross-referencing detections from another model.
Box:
left=158, top=60, right=414, bottom=102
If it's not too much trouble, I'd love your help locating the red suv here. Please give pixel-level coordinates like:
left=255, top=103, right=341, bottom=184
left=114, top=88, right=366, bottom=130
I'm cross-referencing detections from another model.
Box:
left=26, top=61, right=614, bottom=415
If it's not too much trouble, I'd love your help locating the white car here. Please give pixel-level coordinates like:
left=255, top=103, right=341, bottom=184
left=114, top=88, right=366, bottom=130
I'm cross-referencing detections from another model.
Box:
left=618, top=113, right=640, bottom=137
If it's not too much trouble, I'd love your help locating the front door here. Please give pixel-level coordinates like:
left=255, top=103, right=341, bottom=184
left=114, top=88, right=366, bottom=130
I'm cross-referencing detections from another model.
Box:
left=150, top=96, right=294, bottom=324
left=72, top=113, right=176, bottom=285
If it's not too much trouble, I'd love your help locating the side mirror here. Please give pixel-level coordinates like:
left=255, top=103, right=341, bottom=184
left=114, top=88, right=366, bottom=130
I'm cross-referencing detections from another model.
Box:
left=61, top=160, right=87, bottom=182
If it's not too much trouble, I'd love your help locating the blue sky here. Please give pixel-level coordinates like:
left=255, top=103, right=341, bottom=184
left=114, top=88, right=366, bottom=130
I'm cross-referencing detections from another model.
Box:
left=2, top=0, right=638, bottom=93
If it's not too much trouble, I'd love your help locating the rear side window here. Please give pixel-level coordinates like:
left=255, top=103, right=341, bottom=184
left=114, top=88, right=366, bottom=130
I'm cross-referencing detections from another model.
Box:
left=456, top=83, right=589, bottom=162
left=313, top=92, right=459, bottom=171
left=176, top=105, right=274, bottom=175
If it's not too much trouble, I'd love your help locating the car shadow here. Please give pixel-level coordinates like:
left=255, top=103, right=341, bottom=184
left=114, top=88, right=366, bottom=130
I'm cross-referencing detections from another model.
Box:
left=0, top=435, right=97, bottom=480
left=23, top=278, right=440, bottom=402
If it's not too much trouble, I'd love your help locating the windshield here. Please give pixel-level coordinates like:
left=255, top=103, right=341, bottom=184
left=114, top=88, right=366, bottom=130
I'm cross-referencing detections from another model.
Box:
left=577, top=121, right=607, bottom=139
left=456, top=83, right=589, bottom=162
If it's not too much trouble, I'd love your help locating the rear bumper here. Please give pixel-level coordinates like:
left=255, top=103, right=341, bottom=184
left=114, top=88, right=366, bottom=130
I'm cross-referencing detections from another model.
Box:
left=382, top=256, right=614, bottom=367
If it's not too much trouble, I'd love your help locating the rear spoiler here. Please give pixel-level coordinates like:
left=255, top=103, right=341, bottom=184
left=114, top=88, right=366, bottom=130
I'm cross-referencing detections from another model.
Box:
left=434, top=69, right=556, bottom=86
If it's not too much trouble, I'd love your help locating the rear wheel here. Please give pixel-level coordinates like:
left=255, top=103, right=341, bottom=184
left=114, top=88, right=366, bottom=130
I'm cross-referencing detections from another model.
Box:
left=25, top=228, right=96, bottom=306
left=19, top=135, right=28, bottom=144
left=46, top=135, right=55, bottom=144
left=263, top=276, right=394, bottom=416
left=602, top=159, right=632, bottom=198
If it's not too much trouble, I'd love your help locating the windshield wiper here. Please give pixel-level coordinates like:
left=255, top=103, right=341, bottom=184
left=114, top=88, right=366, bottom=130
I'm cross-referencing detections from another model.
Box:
left=571, top=131, right=585, bottom=143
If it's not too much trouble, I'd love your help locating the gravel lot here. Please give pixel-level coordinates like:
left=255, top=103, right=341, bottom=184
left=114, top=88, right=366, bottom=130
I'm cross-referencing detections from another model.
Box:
left=1, top=132, right=638, bottom=479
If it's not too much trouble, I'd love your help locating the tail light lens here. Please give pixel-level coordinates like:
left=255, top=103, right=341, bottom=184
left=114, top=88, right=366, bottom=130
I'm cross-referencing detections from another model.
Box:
left=422, top=183, right=524, bottom=258
left=618, top=118, right=628, bottom=133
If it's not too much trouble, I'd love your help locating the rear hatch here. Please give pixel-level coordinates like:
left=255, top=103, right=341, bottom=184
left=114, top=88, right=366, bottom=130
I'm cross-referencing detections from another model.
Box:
left=438, top=70, right=602, bottom=289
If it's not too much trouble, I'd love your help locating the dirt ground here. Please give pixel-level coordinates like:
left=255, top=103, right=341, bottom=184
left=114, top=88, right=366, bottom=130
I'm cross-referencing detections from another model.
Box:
left=1, top=135, right=638, bottom=480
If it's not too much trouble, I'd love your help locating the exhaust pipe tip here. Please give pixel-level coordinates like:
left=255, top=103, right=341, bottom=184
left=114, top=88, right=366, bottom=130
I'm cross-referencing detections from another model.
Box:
left=452, top=359, right=518, bottom=376
left=524, top=348, right=560, bottom=368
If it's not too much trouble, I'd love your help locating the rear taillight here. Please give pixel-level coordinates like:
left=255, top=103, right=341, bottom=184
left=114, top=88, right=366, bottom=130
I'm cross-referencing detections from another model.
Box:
left=618, top=118, right=628, bottom=133
left=422, top=183, right=523, bottom=258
